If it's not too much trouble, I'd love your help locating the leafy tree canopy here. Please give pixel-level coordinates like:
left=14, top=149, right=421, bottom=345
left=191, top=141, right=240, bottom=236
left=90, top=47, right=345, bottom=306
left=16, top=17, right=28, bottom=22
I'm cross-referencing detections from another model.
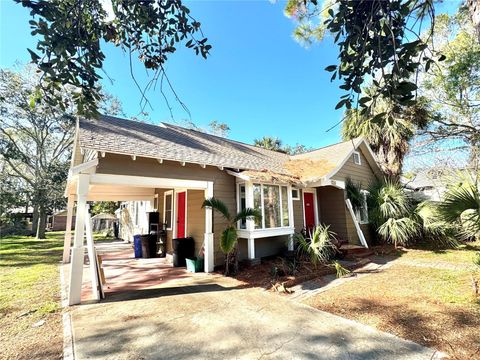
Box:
left=91, top=201, right=119, bottom=216
left=284, top=0, right=480, bottom=116
left=412, top=9, right=480, bottom=170
left=253, top=136, right=313, bottom=155
left=17, top=0, right=211, bottom=117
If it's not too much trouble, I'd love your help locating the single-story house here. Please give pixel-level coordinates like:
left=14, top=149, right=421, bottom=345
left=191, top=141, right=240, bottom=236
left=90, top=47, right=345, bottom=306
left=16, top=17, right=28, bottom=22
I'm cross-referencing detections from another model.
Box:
left=63, top=115, right=382, bottom=304
left=402, top=170, right=448, bottom=202
left=48, top=209, right=76, bottom=231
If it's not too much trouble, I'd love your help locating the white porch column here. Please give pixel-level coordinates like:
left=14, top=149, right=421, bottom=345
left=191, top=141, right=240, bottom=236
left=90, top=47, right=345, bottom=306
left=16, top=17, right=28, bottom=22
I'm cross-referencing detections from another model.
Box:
left=245, top=182, right=256, bottom=259
left=204, top=181, right=214, bottom=272
left=62, top=195, right=75, bottom=263
left=247, top=236, right=255, bottom=259
left=287, top=185, right=294, bottom=251
left=288, top=234, right=294, bottom=251
left=68, top=174, right=90, bottom=305
left=84, top=206, right=100, bottom=301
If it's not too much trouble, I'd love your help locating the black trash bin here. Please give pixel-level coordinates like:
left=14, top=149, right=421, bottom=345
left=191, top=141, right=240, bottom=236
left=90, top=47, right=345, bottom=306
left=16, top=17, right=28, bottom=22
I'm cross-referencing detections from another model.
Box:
left=140, top=234, right=157, bottom=258
left=172, top=237, right=194, bottom=267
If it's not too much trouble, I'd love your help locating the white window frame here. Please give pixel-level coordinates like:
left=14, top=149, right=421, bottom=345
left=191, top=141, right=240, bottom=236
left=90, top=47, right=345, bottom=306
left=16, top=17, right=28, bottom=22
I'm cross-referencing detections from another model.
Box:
left=355, top=190, right=369, bottom=224
left=291, top=188, right=300, bottom=200
left=237, top=183, right=247, bottom=230
left=163, top=190, right=174, bottom=231
left=236, top=181, right=294, bottom=238
left=353, top=151, right=362, bottom=165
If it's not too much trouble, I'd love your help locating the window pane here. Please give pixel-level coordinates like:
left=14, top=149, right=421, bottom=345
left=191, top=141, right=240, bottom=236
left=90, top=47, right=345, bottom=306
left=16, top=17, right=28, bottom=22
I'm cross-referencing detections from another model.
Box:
left=253, top=184, right=262, bottom=229
left=360, top=193, right=368, bottom=223
left=239, top=185, right=246, bottom=229
left=281, top=186, right=289, bottom=226
left=165, top=194, right=172, bottom=229
left=263, top=185, right=281, bottom=228
left=292, top=189, right=299, bottom=199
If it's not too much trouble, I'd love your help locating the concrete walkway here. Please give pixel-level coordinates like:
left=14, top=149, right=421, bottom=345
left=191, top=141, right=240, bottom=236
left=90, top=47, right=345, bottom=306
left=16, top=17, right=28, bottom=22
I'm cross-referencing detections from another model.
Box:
left=70, top=274, right=443, bottom=360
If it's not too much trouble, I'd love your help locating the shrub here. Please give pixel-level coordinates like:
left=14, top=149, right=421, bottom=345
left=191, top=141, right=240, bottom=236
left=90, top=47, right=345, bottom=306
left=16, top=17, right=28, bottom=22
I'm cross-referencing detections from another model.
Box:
left=367, top=179, right=420, bottom=247
left=295, top=224, right=337, bottom=267
left=437, top=178, right=480, bottom=241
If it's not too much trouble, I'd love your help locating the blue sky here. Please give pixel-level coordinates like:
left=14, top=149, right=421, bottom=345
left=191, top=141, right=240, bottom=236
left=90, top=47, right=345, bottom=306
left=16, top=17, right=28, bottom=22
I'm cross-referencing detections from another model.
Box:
left=0, top=0, right=461, bottom=150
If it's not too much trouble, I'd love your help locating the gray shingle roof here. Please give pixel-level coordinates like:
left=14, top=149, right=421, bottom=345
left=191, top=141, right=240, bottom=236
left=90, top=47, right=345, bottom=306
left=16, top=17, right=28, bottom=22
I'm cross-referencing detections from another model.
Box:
left=78, top=115, right=289, bottom=172
left=78, top=115, right=371, bottom=181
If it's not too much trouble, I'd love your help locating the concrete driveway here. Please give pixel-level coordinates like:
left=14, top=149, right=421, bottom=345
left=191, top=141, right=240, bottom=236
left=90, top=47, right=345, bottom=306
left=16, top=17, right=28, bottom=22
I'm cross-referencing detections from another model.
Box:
left=71, top=274, right=442, bottom=360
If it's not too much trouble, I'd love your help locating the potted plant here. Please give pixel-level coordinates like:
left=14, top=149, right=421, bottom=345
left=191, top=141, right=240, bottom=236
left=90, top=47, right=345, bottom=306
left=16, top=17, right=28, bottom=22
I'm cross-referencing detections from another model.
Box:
left=186, top=244, right=205, bottom=273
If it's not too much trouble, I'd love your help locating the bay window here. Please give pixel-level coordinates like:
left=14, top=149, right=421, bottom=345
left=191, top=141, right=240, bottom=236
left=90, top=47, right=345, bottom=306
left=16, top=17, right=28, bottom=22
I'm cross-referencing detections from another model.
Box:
left=239, top=182, right=291, bottom=230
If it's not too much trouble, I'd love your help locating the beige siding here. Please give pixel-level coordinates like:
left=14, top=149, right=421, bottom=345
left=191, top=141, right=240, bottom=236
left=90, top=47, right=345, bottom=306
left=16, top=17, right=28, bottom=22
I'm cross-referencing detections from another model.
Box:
left=186, top=190, right=206, bottom=257
left=99, top=154, right=235, bottom=267
left=328, top=148, right=378, bottom=244
left=345, top=208, right=360, bottom=245
left=317, top=187, right=349, bottom=241
left=293, top=189, right=304, bottom=232
left=331, top=149, right=377, bottom=186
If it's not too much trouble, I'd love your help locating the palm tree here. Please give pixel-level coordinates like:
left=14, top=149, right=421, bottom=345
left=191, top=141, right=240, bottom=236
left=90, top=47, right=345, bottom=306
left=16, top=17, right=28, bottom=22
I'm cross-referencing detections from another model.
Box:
left=202, top=198, right=262, bottom=276
left=294, top=224, right=337, bottom=267
left=437, top=177, right=480, bottom=241
left=367, top=179, right=420, bottom=248
left=253, top=136, right=283, bottom=152
left=342, top=94, right=429, bottom=178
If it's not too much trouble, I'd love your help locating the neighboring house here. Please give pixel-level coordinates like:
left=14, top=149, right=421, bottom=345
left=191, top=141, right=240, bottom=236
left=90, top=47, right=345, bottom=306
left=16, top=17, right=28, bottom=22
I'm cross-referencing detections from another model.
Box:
left=64, top=115, right=383, bottom=303
left=48, top=209, right=76, bottom=231
left=402, top=170, right=448, bottom=202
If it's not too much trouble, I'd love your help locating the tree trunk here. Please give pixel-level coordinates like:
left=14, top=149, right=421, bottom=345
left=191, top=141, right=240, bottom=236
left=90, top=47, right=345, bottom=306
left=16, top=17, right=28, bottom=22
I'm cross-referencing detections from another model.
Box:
left=36, top=205, right=46, bottom=239
left=467, top=0, right=480, bottom=43
left=31, top=204, right=39, bottom=237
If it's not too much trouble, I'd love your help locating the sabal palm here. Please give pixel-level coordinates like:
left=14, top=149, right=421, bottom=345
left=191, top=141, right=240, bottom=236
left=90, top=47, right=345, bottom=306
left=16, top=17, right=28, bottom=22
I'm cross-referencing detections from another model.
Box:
left=202, top=197, right=262, bottom=275
left=342, top=94, right=429, bottom=178
left=295, top=224, right=337, bottom=267
left=253, top=136, right=283, bottom=152
left=437, top=178, right=480, bottom=241
left=368, top=179, right=420, bottom=247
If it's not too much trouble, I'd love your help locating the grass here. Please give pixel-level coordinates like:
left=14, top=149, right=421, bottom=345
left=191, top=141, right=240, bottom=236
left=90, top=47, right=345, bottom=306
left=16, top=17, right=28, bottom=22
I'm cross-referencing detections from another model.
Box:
left=304, top=242, right=480, bottom=359
left=0, top=231, right=64, bottom=360
left=398, top=240, right=480, bottom=265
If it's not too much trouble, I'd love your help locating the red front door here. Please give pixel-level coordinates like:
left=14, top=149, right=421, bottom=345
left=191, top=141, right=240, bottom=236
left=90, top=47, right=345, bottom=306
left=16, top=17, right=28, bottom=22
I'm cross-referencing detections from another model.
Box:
left=176, top=192, right=186, bottom=238
left=303, top=192, right=315, bottom=234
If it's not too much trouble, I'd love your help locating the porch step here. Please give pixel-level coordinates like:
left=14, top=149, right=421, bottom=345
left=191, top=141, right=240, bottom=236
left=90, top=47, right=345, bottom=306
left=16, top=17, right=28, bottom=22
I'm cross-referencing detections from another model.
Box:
left=340, top=244, right=374, bottom=259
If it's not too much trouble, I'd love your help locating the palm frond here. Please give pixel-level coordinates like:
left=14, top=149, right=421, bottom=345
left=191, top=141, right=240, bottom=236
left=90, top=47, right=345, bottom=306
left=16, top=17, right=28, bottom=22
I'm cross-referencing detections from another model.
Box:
left=334, top=261, right=351, bottom=278
left=345, top=177, right=363, bottom=211
left=437, top=181, right=480, bottom=241
left=233, top=208, right=262, bottom=225
left=295, top=224, right=336, bottom=267
left=220, top=226, right=237, bottom=254
left=378, top=217, right=420, bottom=247
left=416, top=201, right=459, bottom=247
left=202, top=197, right=231, bottom=222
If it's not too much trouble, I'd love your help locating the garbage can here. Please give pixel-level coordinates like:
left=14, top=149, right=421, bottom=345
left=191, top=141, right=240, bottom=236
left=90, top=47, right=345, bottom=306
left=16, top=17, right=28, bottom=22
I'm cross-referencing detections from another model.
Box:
left=133, top=234, right=142, bottom=258
left=140, top=234, right=157, bottom=258
left=172, top=237, right=194, bottom=267
left=140, top=235, right=150, bottom=258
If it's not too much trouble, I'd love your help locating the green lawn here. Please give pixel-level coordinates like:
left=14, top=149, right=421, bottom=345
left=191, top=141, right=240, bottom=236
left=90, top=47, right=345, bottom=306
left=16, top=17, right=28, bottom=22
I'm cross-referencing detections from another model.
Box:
left=306, top=240, right=480, bottom=359
left=398, top=240, right=480, bottom=265
left=0, top=232, right=64, bottom=360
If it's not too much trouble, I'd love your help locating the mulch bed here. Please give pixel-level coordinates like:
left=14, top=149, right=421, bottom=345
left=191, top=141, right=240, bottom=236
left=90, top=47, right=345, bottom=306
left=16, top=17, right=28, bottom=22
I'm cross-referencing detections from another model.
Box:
left=221, top=256, right=367, bottom=292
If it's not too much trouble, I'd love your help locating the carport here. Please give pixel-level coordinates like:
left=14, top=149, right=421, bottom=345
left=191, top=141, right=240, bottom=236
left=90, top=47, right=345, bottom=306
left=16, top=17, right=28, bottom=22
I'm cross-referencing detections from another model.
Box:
left=63, top=158, right=215, bottom=305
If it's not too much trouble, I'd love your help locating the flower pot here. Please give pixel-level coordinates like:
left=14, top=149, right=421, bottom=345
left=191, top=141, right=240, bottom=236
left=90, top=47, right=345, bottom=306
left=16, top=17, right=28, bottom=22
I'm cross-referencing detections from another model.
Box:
left=186, top=257, right=204, bottom=273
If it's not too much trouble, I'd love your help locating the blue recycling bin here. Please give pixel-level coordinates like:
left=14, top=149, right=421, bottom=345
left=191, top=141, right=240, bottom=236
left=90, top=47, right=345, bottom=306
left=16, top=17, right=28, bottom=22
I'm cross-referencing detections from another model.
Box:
left=133, top=234, right=142, bottom=258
